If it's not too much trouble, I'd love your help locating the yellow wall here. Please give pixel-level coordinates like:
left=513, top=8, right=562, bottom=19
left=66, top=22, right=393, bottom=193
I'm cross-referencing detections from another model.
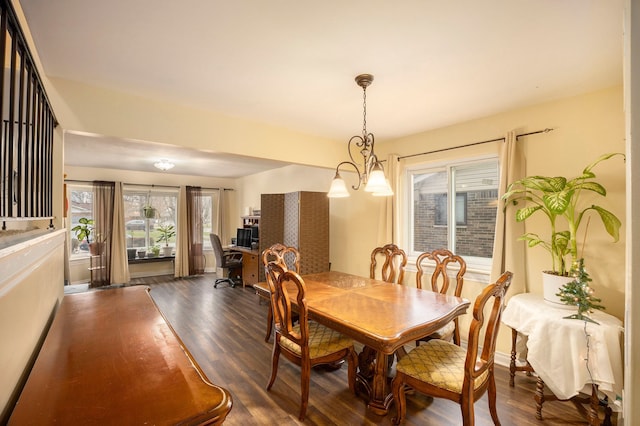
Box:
left=382, top=85, right=626, bottom=319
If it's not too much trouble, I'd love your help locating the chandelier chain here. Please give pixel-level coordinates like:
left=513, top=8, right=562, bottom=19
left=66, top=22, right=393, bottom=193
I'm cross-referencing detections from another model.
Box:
left=362, top=86, right=367, bottom=139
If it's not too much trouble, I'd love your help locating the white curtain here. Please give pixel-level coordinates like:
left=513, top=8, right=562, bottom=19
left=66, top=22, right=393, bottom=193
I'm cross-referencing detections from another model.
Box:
left=378, top=153, right=400, bottom=245
left=491, top=131, right=527, bottom=294
left=110, top=182, right=130, bottom=284
left=175, top=186, right=190, bottom=277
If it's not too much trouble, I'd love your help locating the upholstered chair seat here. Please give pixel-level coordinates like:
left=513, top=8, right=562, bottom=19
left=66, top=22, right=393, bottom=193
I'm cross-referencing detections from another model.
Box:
left=279, top=321, right=355, bottom=359
left=396, top=339, right=489, bottom=394
left=420, top=321, right=456, bottom=345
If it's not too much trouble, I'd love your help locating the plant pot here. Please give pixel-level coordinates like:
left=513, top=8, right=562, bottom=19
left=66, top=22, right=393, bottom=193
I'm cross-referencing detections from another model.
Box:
left=162, top=246, right=173, bottom=257
left=142, top=206, right=156, bottom=219
left=542, top=271, right=575, bottom=308
left=127, top=248, right=137, bottom=260
left=89, top=242, right=104, bottom=256
left=137, top=249, right=146, bottom=259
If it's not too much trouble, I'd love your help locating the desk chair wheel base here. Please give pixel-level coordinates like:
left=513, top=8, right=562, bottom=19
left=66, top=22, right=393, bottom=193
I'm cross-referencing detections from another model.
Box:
left=214, top=277, right=237, bottom=289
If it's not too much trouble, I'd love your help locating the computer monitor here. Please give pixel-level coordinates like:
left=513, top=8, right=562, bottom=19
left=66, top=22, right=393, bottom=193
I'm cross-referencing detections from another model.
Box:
left=249, top=225, right=259, bottom=243
left=236, top=228, right=252, bottom=248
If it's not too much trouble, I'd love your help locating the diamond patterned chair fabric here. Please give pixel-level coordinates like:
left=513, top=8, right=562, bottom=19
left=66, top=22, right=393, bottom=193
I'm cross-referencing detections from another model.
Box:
left=416, top=248, right=467, bottom=345
left=370, top=243, right=408, bottom=284
left=391, top=271, right=513, bottom=426
left=265, top=263, right=357, bottom=421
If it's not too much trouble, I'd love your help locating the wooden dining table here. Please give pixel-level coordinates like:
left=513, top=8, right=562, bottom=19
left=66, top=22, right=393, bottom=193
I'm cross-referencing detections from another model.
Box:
left=254, top=270, right=470, bottom=415
left=9, top=286, right=233, bottom=425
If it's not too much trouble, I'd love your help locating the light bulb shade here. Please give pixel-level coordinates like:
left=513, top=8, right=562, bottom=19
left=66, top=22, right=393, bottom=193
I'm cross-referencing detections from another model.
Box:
left=327, top=175, right=350, bottom=198
left=154, top=159, right=175, bottom=171
left=364, top=163, right=388, bottom=192
left=373, top=179, right=394, bottom=197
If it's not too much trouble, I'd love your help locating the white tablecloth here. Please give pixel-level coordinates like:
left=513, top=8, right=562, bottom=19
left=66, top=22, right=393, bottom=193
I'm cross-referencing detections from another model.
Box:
left=501, top=293, right=623, bottom=401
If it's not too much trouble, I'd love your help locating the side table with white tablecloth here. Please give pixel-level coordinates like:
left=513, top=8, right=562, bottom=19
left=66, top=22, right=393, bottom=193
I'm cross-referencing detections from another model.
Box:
left=502, top=293, right=623, bottom=424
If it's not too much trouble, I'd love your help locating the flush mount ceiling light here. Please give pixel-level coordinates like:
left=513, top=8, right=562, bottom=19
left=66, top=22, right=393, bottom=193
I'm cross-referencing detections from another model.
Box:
left=153, top=159, right=175, bottom=171
left=327, top=74, right=393, bottom=198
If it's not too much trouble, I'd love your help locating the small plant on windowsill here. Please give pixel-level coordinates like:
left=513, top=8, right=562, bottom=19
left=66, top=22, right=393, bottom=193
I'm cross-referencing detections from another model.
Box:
left=157, top=224, right=175, bottom=256
left=150, top=245, right=160, bottom=257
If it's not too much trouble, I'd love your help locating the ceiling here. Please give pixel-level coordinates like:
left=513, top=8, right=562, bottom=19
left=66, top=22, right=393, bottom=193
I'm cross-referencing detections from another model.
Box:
left=20, top=0, right=625, bottom=178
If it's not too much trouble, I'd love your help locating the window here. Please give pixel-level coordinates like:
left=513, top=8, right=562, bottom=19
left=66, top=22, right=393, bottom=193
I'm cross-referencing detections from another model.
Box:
left=434, top=193, right=467, bottom=226
left=200, top=190, right=220, bottom=250
left=68, top=184, right=94, bottom=258
left=408, top=157, right=499, bottom=270
left=123, top=187, right=178, bottom=251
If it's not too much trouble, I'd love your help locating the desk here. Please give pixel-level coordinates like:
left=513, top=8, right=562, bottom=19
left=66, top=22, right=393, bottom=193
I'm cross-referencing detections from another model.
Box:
left=9, top=286, right=232, bottom=425
left=254, top=270, right=469, bottom=415
left=230, top=246, right=260, bottom=287
left=502, top=293, right=623, bottom=424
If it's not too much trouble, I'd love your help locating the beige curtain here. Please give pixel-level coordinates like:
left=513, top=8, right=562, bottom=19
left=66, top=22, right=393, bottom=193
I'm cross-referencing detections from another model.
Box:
left=378, top=153, right=400, bottom=245
left=218, top=189, right=232, bottom=245
left=110, top=182, right=130, bottom=284
left=490, top=131, right=527, bottom=294
left=175, top=186, right=190, bottom=277
left=93, top=181, right=115, bottom=287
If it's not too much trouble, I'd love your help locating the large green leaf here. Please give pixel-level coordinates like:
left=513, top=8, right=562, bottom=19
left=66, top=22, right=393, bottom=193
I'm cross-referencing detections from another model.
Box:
left=543, top=190, right=572, bottom=214
left=515, top=205, right=542, bottom=222
left=590, top=205, right=622, bottom=242
left=569, top=181, right=606, bottom=196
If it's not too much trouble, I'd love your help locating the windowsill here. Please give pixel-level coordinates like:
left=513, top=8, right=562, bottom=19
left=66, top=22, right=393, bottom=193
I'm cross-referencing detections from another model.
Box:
left=128, top=255, right=175, bottom=264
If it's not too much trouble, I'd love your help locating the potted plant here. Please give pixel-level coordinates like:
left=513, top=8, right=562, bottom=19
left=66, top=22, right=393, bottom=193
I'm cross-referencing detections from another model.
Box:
left=150, top=245, right=160, bottom=257
left=71, top=217, right=105, bottom=255
left=157, top=224, right=175, bottom=256
left=502, top=152, right=623, bottom=304
left=142, top=205, right=156, bottom=219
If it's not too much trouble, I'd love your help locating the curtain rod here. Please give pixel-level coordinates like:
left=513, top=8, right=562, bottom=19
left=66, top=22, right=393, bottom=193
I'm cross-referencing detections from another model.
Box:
left=397, top=128, right=554, bottom=161
left=64, top=180, right=234, bottom=191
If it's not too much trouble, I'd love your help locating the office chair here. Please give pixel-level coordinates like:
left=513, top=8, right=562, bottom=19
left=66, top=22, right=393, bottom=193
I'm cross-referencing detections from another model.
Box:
left=210, top=233, right=243, bottom=288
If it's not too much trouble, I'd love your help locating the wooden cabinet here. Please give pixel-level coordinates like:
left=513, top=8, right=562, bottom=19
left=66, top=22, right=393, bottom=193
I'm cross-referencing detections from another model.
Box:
left=258, top=191, right=329, bottom=282
left=241, top=248, right=259, bottom=286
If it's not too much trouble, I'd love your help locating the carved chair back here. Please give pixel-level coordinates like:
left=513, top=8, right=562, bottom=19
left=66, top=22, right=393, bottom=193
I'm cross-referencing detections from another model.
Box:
left=370, top=244, right=407, bottom=284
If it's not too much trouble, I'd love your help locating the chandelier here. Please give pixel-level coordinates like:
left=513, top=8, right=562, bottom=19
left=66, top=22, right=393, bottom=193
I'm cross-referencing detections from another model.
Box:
left=153, top=159, right=175, bottom=171
left=327, top=74, right=393, bottom=198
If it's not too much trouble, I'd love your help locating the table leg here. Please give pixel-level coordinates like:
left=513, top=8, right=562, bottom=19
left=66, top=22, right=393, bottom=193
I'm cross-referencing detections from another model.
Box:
left=355, top=346, right=393, bottom=416
left=510, top=328, right=517, bottom=387
left=535, top=376, right=545, bottom=420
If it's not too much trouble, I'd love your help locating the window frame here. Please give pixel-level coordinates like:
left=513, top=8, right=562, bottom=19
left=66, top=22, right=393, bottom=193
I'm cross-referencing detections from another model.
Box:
left=67, top=183, right=95, bottom=260
left=404, top=154, right=499, bottom=276
left=122, top=185, right=179, bottom=252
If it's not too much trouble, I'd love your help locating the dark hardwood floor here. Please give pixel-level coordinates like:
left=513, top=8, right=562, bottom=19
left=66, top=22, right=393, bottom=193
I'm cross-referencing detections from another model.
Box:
left=124, top=274, right=614, bottom=425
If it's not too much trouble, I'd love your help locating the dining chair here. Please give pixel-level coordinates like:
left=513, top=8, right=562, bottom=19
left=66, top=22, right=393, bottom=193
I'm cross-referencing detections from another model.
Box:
left=210, top=233, right=243, bottom=288
left=265, top=263, right=358, bottom=421
left=391, top=271, right=513, bottom=426
left=370, top=243, right=408, bottom=284
left=415, top=248, right=467, bottom=346
left=260, top=243, right=301, bottom=342
left=261, top=242, right=301, bottom=273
